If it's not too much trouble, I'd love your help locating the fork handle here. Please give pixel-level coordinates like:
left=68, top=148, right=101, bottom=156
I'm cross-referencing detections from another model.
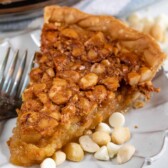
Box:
left=0, top=94, right=21, bottom=121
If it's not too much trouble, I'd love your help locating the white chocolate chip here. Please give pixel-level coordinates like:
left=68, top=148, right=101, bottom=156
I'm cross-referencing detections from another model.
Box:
left=79, top=135, right=100, bottom=153
left=142, top=17, right=154, bottom=34
left=128, top=13, right=141, bottom=26
left=52, top=151, right=66, bottom=166
left=96, top=122, right=112, bottom=134
left=111, top=127, right=131, bottom=145
left=94, top=146, right=110, bottom=161
left=117, top=144, right=135, bottom=164
left=127, top=13, right=144, bottom=31
left=109, top=112, right=125, bottom=128
left=107, top=142, right=121, bottom=158
left=40, top=158, right=56, bottom=168
left=156, top=14, right=168, bottom=28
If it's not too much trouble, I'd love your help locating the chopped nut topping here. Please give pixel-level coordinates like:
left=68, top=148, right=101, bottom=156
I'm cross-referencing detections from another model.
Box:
left=61, top=28, right=79, bottom=39
left=127, top=72, right=140, bottom=86
left=79, top=73, right=98, bottom=89
left=8, top=14, right=159, bottom=166
left=101, top=77, right=119, bottom=91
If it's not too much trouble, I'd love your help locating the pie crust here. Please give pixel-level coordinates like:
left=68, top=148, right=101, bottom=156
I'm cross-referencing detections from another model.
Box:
left=7, top=6, right=165, bottom=166
left=44, top=6, right=165, bottom=70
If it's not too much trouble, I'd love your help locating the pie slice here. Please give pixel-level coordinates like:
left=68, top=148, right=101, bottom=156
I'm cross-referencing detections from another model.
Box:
left=8, top=6, right=165, bottom=166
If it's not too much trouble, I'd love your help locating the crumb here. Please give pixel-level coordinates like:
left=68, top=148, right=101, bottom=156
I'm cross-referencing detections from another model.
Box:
left=134, top=125, right=138, bottom=129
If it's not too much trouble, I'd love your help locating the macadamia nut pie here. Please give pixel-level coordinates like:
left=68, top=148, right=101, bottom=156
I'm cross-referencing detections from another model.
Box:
left=8, top=6, right=165, bottom=166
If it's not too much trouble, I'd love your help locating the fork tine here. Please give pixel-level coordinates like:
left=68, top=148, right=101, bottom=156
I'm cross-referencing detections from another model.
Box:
left=1, top=50, right=19, bottom=94
left=17, top=52, right=35, bottom=98
left=10, top=50, right=27, bottom=98
left=0, top=47, right=10, bottom=86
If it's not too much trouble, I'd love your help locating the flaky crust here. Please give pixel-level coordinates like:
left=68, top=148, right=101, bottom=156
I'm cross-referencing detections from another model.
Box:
left=44, top=5, right=165, bottom=76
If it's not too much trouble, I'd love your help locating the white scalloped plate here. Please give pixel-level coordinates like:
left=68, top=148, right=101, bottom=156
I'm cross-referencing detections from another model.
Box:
left=0, top=69, right=168, bottom=168
left=1, top=18, right=168, bottom=167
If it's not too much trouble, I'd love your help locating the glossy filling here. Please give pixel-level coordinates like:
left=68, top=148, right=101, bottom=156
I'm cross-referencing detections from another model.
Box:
left=8, top=23, right=157, bottom=166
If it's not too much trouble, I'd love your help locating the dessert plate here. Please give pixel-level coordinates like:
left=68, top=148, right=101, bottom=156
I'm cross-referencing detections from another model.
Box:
left=0, top=69, right=168, bottom=168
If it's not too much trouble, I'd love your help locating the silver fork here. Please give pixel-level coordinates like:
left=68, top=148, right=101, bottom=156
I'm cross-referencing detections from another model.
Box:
left=0, top=47, right=34, bottom=120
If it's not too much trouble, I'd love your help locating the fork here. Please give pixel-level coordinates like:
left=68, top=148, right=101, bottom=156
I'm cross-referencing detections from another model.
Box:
left=0, top=47, right=34, bottom=120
